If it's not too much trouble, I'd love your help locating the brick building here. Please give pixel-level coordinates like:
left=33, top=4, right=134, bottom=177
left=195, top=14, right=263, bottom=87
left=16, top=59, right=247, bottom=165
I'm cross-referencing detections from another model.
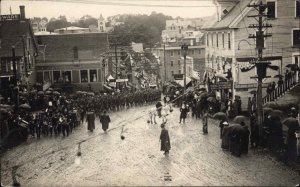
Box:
left=35, top=32, right=109, bottom=91
left=151, top=45, right=205, bottom=85
left=0, top=6, right=38, bottom=98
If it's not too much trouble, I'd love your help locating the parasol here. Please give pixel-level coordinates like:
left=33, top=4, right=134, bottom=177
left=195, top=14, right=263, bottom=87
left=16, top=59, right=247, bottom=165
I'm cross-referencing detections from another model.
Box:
left=263, top=101, right=278, bottom=109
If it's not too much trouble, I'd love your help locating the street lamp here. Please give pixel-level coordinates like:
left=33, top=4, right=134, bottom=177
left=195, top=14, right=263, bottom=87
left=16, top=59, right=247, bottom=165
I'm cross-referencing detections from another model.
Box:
left=181, top=43, right=188, bottom=94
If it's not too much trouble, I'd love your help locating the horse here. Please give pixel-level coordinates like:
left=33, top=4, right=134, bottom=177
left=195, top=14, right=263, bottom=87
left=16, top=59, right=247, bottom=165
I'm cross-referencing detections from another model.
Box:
left=148, top=103, right=173, bottom=124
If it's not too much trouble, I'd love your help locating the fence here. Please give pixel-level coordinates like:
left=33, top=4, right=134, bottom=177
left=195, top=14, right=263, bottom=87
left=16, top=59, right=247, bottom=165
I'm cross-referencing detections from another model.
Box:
left=263, top=77, right=299, bottom=104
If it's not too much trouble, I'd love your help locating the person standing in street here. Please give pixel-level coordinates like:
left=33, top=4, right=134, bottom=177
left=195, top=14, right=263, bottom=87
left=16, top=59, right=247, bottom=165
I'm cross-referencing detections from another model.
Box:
left=219, top=120, right=228, bottom=139
left=179, top=102, right=189, bottom=124
left=160, top=122, right=171, bottom=156
left=86, top=110, right=95, bottom=132
left=100, top=111, right=111, bottom=133
left=202, top=112, right=208, bottom=134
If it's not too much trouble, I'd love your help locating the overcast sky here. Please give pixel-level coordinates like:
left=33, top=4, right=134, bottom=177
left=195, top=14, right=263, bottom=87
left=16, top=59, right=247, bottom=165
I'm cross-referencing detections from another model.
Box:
left=1, top=0, right=216, bottom=20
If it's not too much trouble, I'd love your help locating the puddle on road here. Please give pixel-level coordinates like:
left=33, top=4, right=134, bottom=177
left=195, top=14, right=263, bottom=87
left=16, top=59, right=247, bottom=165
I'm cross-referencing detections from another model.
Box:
left=163, top=172, right=172, bottom=181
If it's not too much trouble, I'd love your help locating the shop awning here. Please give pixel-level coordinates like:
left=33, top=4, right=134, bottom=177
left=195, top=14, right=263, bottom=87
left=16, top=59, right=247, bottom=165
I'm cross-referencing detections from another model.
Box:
left=175, top=77, right=192, bottom=87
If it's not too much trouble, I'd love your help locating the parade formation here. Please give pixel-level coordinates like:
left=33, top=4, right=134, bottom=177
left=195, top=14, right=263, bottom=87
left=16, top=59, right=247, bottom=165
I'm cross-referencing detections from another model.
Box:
left=1, top=0, right=300, bottom=186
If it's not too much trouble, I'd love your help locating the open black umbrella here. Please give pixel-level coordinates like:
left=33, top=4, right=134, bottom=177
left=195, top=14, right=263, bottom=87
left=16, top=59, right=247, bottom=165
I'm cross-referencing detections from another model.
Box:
left=286, top=64, right=299, bottom=71
left=273, top=74, right=284, bottom=78
left=37, top=91, right=44, bottom=95
left=45, top=90, right=52, bottom=94
left=207, top=97, right=217, bottom=103
left=263, top=101, right=278, bottom=109
left=233, top=115, right=248, bottom=124
left=53, top=91, right=60, bottom=95
left=213, top=112, right=227, bottom=120
left=249, top=90, right=256, bottom=94
left=270, top=109, right=283, bottom=118
left=282, top=117, right=298, bottom=126
left=263, top=107, right=273, bottom=114
left=19, top=103, right=31, bottom=109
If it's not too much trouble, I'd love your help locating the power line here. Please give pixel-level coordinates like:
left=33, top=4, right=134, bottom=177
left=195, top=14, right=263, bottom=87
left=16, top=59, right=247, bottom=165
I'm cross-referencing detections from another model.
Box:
left=5, top=0, right=216, bottom=8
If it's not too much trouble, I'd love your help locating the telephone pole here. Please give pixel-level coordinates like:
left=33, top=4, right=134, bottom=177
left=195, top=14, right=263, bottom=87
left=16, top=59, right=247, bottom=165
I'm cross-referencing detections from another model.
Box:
left=181, top=43, right=188, bottom=94
left=248, top=0, right=272, bottom=140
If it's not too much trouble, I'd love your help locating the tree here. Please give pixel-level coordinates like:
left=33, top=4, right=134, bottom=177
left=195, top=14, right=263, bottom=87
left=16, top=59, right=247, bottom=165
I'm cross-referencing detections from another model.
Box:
left=47, top=15, right=70, bottom=32
left=108, top=13, right=172, bottom=48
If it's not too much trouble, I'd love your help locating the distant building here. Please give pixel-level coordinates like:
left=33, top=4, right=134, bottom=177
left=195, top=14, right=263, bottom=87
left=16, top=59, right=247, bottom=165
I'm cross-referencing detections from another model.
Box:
left=31, top=18, right=48, bottom=33
left=54, top=26, right=90, bottom=34
left=0, top=6, right=38, bottom=98
left=98, top=14, right=106, bottom=32
left=151, top=45, right=205, bottom=85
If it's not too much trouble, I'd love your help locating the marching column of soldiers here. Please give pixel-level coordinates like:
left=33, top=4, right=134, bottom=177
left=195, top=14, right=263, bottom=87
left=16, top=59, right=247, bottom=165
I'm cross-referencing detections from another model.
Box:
left=0, top=89, right=161, bottom=148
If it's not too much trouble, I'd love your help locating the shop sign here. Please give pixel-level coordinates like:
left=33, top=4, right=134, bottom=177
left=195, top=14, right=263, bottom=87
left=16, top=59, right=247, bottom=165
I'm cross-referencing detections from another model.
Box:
left=210, top=81, right=232, bottom=90
left=1, top=14, right=20, bottom=21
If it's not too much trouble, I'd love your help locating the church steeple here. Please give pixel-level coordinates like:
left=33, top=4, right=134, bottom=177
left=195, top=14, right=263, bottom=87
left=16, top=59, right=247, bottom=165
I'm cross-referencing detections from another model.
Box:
left=98, top=14, right=106, bottom=32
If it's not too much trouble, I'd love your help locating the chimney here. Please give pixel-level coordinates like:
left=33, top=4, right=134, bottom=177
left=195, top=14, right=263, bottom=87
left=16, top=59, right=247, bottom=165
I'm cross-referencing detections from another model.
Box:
left=20, top=6, right=25, bottom=20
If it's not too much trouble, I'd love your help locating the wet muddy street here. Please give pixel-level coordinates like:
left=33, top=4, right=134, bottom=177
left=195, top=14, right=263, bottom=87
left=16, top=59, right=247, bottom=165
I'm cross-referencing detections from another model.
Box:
left=1, top=105, right=299, bottom=186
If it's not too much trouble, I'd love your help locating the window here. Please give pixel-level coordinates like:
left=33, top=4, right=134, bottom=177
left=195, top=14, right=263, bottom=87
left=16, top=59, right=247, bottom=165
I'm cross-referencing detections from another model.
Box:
left=170, top=51, right=174, bottom=56
left=80, top=70, right=88, bottom=83
left=171, top=61, right=173, bottom=67
left=89, top=69, right=97, bottom=82
left=179, top=70, right=181, bottom=74
left=43, top=71, right=51, bottom=83
left=222, top=33, right=225, bottom=48
left=191, top=50, right=194, bottom=55
left=216, top=33, right=219, bottom=47
left=228, top=33, right=231, bottom=49
left=62, top=71, right=71, bottom=83
left=177, top=50, right=181, bottom=55
left=178, top=60, right=181, bottom=65
left=199, top=49, right=201, bottom=54
left=296, top=0, right=300, bottom=17
left=267, top=1, right=276, bottom=19
left=53, top=71, right=61, bottom=83
left=73, top=46, right=78, bottom=60
left=171, top=71, right=174, bottom=75
left=292, top=29, right=300, bottom=46
left=37, top=36, right=42, bottom=45
left=211, top=33, right=214, bottom=47
left=207, top=34, right=209, bottom=46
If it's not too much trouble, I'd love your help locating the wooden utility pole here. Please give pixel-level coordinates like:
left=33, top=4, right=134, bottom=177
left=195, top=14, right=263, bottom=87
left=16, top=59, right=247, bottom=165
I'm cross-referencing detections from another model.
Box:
left=248, top=1, right=272, bottom=140
left=181, top=43, right=188, bottom=94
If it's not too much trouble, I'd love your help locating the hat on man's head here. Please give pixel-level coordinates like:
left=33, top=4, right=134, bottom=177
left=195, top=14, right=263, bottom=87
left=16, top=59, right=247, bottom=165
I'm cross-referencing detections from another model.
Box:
left=222, top=121, right=229, bottom=126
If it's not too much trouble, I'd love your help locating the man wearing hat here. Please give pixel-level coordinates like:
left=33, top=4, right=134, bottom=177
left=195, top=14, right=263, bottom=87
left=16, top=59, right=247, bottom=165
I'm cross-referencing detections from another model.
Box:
left=160, top=122, right=171, bottom=156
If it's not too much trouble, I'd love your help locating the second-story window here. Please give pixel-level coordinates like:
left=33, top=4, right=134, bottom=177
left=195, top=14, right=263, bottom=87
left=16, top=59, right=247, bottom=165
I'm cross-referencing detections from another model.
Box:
left=170, top=51, right=174, bottom=57
left=222, top=33, right=225, bottom=48
left=171, top=61, right=173, bottom=67
left=228, top=33, right=231, bottom=49
left=177, top=50, right=180, bottom=55
left=292, top=29, right=300, bottom=46
left=296, top=0, right=300, bottom=17
left=191, top=50, right=194, bottom=55
left=207, top=33, right=209, bottom=46
left=178, top=60, right=181, bottom=65
left=216, top=33, right=219, bottom=48
left=73, top=46, right=78, bottom=60
left=266, top=1, right=276, bottom=19
left=211, top=33, right=214, bottom=47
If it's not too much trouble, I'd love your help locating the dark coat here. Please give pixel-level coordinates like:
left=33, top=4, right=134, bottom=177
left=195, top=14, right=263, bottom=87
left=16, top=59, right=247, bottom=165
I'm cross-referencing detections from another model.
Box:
left=160, top=129, right=171, bottom=151
left=86, top=112, right=95, bottom=131
left=100, top=114, right=111, bottom=131
left=180, top=107, right=189, bottom=119
left=221, top=125, right=230, bottom=149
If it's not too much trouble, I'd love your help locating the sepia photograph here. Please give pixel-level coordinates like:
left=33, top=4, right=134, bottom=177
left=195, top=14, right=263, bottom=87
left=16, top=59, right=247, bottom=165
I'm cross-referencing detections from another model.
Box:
left=0, top=0, right=300, bottom=186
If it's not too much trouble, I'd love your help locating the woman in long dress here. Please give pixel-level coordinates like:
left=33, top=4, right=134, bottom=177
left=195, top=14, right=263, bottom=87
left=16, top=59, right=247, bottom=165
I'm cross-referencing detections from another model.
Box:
left=100, top=111, right=111, bottom=133
left=160, top=123, right=171, bottom=155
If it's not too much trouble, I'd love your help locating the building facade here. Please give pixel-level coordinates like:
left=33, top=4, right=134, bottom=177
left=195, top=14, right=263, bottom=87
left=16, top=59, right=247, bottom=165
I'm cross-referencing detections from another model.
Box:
left=35, top=32, right=109, bottom=91
left=0, top=6, right=38, bottom=98
left=152, top=45, right=205, bottom=85
left=204, top=0, right=300, bottom=110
